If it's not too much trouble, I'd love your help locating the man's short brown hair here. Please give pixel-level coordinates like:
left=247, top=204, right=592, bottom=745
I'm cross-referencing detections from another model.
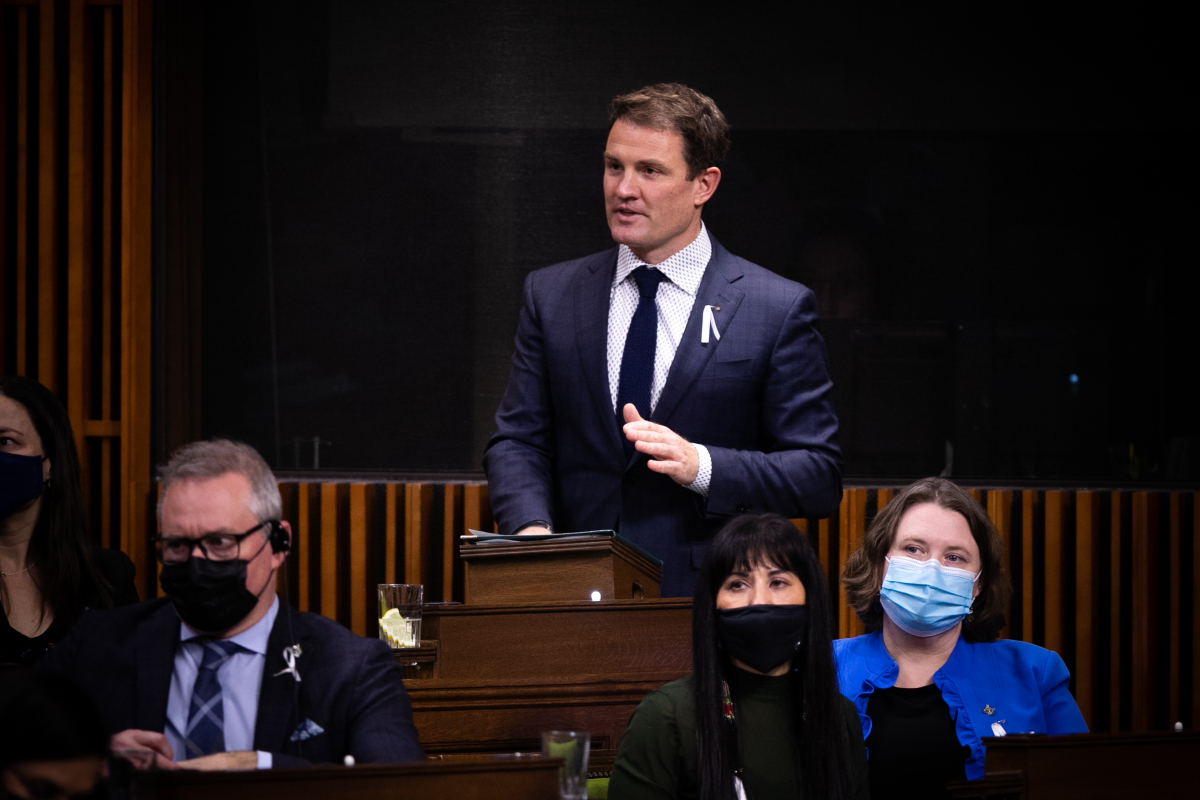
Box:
left=841, top=477, right=1012, bottom=642
left=609, top=83, right=731, bottom=180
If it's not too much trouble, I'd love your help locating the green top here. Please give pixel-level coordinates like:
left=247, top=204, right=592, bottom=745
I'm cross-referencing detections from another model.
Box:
left=608, top=672, right=869, bottom=800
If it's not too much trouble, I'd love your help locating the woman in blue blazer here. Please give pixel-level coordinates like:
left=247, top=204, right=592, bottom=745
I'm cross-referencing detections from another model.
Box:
left=833, top=478, right=1087, bottom=799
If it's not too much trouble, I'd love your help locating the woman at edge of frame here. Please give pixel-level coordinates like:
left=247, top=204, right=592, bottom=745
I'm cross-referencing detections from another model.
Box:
left=835, top=476, right=1088, bottom=800
left=0, top=376, right=139, bottom=665
left=609, top=512, right=869, bottom=800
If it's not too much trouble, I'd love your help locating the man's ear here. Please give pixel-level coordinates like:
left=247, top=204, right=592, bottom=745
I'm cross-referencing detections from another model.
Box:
left=692, top=166, right=721, bottom=207
left=271, top=520, right=293, bottom=569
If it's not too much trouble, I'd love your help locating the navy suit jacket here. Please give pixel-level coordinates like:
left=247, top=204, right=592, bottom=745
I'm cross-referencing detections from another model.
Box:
left=40, top=597, right=424, bottom=768
left=483, top=233, right=842, bottom=596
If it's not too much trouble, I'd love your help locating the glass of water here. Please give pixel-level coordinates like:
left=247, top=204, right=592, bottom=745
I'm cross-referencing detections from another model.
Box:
left=378, top=584, right=422, bottom=648
left=542, top=730, right=590, bottom=800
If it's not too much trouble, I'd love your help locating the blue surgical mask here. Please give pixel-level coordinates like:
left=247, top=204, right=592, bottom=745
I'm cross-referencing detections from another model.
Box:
left=879, top=556, right=979, bottom=637
left=0, top=451, right=46, bottom=520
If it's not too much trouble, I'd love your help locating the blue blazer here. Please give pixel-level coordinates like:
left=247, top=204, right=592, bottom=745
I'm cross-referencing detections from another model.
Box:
left=40, top=597, right=424, bottom=767
left=834, top=631, right=1088, bottom=780
left=483, top=233, right=842, bottom=596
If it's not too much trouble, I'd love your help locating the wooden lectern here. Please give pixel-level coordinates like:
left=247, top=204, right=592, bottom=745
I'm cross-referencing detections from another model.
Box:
left=460, top=534, right=663, bottom=604
left=946, top=729, right=1200, bottom=799
left=402, top=536, right=693, bottom=762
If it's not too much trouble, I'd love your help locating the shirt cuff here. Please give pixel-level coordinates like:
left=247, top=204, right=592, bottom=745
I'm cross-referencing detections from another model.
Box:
left=685, top=444, right=712, bottom=497
left=257, top=751, right=273, bottom=770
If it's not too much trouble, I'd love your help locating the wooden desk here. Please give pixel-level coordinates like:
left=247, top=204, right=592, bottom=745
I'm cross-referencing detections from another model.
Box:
left=404, top=598, right=692, bottom=754
left=132, top=755, right=561, bottom=800
left=947, top=730, right=1200, bottom=799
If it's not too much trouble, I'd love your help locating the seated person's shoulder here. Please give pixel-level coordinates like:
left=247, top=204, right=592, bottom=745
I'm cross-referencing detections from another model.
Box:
left=91, top=546, right=140, bottom=605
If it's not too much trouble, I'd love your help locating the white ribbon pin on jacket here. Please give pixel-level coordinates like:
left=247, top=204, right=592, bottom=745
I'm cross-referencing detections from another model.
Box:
left=701, top=305, right=721, bottom=344
left=273, top=643, right=303, bottom=682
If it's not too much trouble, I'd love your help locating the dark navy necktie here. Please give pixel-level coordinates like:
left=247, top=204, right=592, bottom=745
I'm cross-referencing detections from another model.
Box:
left=616, top=267, right=666, bottom=446
left=184, top=639, right=240, bottom=758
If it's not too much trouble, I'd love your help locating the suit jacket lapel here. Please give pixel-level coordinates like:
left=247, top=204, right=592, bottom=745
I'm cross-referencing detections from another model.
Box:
left=135, top=604, right=181, bottom=732
left=652, top=236, right=746, bottom=427
left=575, top=249, right=626, bottom=461
left=254, top=600, right=309, bottom=752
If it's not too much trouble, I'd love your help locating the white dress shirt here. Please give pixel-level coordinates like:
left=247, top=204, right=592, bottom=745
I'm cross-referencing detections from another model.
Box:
left=165, top=595, right=279, bottom=769
left=607, top=223, right=714, bottom=496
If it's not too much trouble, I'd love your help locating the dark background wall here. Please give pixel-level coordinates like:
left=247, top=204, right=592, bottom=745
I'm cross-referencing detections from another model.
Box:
left=172, top=1, right=1199, bottom=481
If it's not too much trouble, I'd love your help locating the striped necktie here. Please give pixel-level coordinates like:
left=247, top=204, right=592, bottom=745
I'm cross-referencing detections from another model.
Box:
left=184, top=639, right=241, bottom=758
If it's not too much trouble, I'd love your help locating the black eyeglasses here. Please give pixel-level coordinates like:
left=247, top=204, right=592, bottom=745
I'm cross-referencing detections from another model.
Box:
left=154, top=521, right=273, bottom=564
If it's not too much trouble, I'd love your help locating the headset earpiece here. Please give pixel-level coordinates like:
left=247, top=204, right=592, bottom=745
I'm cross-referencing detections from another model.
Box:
left=267, top=520, right=291, bottom=554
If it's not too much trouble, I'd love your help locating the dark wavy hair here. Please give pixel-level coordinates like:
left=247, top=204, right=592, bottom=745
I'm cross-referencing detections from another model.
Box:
left=609, top=83, right=731, bottom=180
left=693, top=514, right=855, bottom=800
left=841, top=477, right=1011, bottom=642
left=0, top=376, right=113, bottom=628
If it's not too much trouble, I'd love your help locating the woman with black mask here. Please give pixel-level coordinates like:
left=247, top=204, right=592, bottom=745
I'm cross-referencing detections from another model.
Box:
left=609, top=513, right=869, bottom=800
left=1, top=376, right=138, bottom=665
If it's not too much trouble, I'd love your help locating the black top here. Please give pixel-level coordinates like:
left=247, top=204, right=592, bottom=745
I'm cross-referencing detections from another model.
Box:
left=0, top=547, right=139, bottom=665
left=866, top=683, right=970, bottom=800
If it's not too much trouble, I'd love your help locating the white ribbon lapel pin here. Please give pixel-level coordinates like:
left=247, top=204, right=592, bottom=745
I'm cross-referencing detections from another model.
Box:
left=701, top=305, right=721, bottom=344
left=273, top=643, right=303, bottom=682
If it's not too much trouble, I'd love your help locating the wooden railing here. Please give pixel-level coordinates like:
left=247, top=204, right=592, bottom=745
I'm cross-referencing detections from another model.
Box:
left=136, top=480, right=1199, bottom=735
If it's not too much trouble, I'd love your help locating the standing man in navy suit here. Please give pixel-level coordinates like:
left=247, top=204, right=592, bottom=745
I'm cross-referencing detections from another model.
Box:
left=484, top=83, right=842, bottom=597
left=41, top=440, right=423, bottom=769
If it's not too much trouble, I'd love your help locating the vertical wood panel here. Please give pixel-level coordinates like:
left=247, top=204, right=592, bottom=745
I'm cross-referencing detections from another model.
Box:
left=818, top=517, right=830, bottom=583
left=838, top=489, right=868, bottom=639
left=349, top=483, right=369, bottom=637
left=405, top=484, right=433, bottom=586
left=14, top=7, right=29, bottom=374
left=463, top=484, right=492, bottom=534
left=66, top=0, right=88, bottom=478
left=1168, top=493, right=1181, bottom=726
left=320, top=483, right=339, bottom=621
left=37, top=0, right=57, bottom=389
left=296, top=483, right=311, bottom=612
left=1044, top=490, right=1065, bottom=654
left=1130, top=492, right=1158, bottom=731
left=385, top=484, right=398, bottom=584
left=986, top=490, right=1013, bottom=576
left=443, top=484, right=461, bottom=602
left=1022, top=491, right=1038, bottom=643
left=1193, top=493, right=1200, bottom=730
left=1110, top=492, right=1124, bottom=730
left=1074, top=491, right=1100, bottom=728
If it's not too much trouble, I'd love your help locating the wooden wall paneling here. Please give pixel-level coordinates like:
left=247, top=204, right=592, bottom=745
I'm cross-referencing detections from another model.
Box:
left=12, top=5, right=30, bottom=374
left=37, top=0, right=56, bottom=390
left=463, top=483, right=492, bottom=535
left=1074, top=491, right=1100, bottom=729
left=818, top=517, right=830, bottom=585
left=320, top=482, right=340, bottom=622
left=349, top=483, right=372, bottom=637
left=295, top=483, right=311, bottom=611
left=876, top=488, right=892, bottom=512
left=1168, top=493, right=1182, bottom=727
left=1022, top=490, right=1039, bottom=644
left=1131, top=492, right=1158, bottom=731
left=838, top=489, right=867, bottom=639
left=1110, top=492, right=1125, bottom=730
left=67, top=0, right=91, bottom=501
left=385, top=483, right=399, bottom=584
left=1044, top=490, right=1066, bottom=655
left=405, top=483, right=433, bottom=586
left=119, top=0, right=154, bottom=597
left=1194, top=493, right=1199, bottom=730
left=443, top=484, right=463, bottom=602
left=97, top=4, right=115, bottom=551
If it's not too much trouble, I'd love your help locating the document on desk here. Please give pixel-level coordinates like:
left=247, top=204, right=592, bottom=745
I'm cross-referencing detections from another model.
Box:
left=462, top=529, right=616, bottom=543
left=461, top=529, right=662, bottom=566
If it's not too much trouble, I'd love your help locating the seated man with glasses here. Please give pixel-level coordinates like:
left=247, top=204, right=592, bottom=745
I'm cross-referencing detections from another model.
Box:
left=40, top=439, right=423, bottom=769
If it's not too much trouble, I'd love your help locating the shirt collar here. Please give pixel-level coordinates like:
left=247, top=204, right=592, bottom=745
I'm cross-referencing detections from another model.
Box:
left=613, top=222, right=711, bottom=296
left=179, top=594, right=279, bottom=657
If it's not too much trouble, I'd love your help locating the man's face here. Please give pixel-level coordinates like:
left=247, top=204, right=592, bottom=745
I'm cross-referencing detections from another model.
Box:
left=603, top=118, right=720, bottom=264
left=159, top=472, right=286, bottom=628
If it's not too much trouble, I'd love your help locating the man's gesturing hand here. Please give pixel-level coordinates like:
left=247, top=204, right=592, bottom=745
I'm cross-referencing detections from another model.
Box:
left=110, top=729, right=179, bottom=771
left=622, top=404, right=699, bottom=486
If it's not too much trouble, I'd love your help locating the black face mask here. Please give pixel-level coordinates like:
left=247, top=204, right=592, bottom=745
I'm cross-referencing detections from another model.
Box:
left=159, top=555, right=266, bottom=634
left=0, top=451, right=46, bottom=520
left=716, top=604, right=809, bottom=674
